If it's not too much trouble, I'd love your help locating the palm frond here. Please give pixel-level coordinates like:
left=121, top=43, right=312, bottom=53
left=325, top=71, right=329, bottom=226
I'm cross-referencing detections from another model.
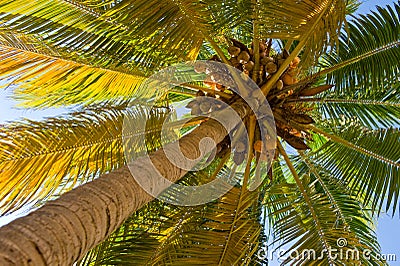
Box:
left=300, top=81, right=400, bottom=129
left=318, top=98, right=400, bottom=129
left=101, top=0, right=209, bottom=61
left=265, top=160, right=384, bottom=265
left=205, top=0, right=252, bottom=37
left=310, top=126, right=400, bottom=215
left=0, top=104, right=175, bottom=215
left=63, top=0, right=120, bottom=13
left=0, top=0, right=206, bottom=82
left=80, top=159, right=266, bottom=265
left=0, top=31, right=148, bottom=108
left=0, top=0, right=138, bottom=69
left=321, top=2, right=400, bottom=94
left=257, top=0, right=348, bottom=65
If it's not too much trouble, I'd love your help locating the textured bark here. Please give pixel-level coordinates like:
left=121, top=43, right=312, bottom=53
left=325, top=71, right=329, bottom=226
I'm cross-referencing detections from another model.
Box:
left=0, top=102, right=248, bottom=265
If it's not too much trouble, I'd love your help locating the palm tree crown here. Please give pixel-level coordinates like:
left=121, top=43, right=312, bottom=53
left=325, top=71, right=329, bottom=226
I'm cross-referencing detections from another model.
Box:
left=0, top=0, right=399, bottom=265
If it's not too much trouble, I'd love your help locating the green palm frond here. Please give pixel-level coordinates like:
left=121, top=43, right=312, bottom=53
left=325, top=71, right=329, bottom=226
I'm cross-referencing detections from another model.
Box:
left=0, top=105, right=175, bottom=215
left=300, top=82, right=400, bottom=129
left=321, top=1, right=400, bottom=94
left=0, top=0, right=212, bottom=108
left=310, top=126, right=400, bottom=215
left=265, top=162, right=384, bottom=265
left=155, top=188, right=263, bottom=265
left=0, top=0, right=134, bottom=68
left=263, top=160, right=297, bottom=230
left=66, top=0, right=121, bottom=13
left=318, top=98, right=400, bottom=129
left=205, top=0, right=252, bottom=36
left=0, top=1, right=399, bottom=265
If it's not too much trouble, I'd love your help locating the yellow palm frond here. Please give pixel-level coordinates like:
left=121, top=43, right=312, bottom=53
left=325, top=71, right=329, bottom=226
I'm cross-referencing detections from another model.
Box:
left=0, top=105, right=175, bottom=215
left=257, top=0, right=347, bottom=64
left=0, top=32, right=148, bottom=107
left=80, top=165, right=265, bottom=265
left=104, top=0, right=209, bottom=60
left=0, top=0, right=204, bottom=72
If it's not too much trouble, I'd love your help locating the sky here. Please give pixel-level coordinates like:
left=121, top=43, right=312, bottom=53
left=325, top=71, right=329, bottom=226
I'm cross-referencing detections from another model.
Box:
left=0, top=0, right=399, bottom=264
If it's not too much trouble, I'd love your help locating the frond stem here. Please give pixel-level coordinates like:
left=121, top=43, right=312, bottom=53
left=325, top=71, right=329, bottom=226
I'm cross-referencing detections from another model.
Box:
left=284, top=40, right=294, bottom=51
left=286, top=98, right=400, bottom=107
left=310, top=40, right=400, bottom=79
left=298, top=151, right=349, bottom=230
left=205, top=37, right=231, bottom=65
left=179, top=82, right=233, bottom=100
left=276, top=140, right=333, bottom=263
left=243, top=115, right=257, bottom=187
left=252, top=0, right=260, bottom=82
left=218, top=115, right=256, bottom=265
left=304, top=125, right=400, bottom=168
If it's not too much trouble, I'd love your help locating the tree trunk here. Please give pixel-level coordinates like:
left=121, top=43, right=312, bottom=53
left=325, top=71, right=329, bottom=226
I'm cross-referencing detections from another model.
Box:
left=0, top=102, right=247, bottom=265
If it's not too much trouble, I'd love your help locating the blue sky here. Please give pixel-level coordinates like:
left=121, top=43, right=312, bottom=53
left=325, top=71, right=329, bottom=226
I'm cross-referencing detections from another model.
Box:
left=0, top=0, right=399, bottom=264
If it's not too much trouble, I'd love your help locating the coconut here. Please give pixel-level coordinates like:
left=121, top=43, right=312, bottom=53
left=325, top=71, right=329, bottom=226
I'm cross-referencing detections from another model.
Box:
left=261, top=56, right=274, bottom=65
left=228, top=46, right=241, bottom=57
left=199, top=101, right=212, bottom=113
left=186, top=99, right=198, bottom=109
left=244, top=61, right=254, bottom=71
left=196, top=90, right=205, bottom=97
left=235, top=141, right=247, bottom=153
left=229, top=57, right=240, bottom=67
left=191, top=105, right=201, bottom=115
left=287, top=67, right=299, bottom=77
left=237, top=51, right=250, bottom=63
left=265, top=62, right=278, bottom=74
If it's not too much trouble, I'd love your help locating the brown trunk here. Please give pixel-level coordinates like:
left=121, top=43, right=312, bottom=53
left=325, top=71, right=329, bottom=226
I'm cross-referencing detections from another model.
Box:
left=0, top=102, right=247, bottom=265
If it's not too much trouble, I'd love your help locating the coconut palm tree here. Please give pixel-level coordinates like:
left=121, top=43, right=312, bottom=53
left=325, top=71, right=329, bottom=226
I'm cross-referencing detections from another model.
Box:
left=0, top=0, right=398, bottom=265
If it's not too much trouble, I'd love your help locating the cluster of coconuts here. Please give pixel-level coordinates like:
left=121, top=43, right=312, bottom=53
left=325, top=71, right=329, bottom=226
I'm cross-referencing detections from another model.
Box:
left=186, top=90, right=223, bottom=116
left=231, top=124, right=277, bottom=166
left=227, top=39, right=301, bottom=99
left=187, top=61, right=238, bottom=116
left=185, top=39, right=318, bottom=165
left=227, top=40, right=317, bottom=152
left=191, top=60, right=277, bottom=165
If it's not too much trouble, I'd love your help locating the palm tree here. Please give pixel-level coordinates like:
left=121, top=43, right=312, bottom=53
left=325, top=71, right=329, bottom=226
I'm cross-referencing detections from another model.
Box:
left=0, top=0, right=398, bottom=265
